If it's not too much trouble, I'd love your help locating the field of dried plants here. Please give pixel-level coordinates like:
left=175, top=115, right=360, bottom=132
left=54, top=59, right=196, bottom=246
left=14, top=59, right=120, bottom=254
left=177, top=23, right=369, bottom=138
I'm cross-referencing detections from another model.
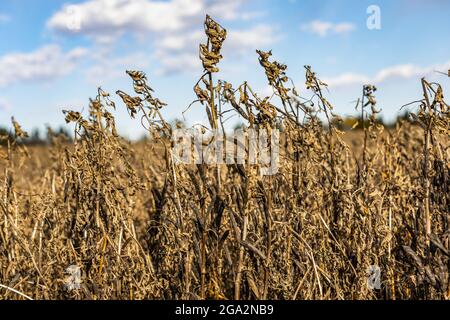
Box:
left=0, top=16, right=449, bottom=300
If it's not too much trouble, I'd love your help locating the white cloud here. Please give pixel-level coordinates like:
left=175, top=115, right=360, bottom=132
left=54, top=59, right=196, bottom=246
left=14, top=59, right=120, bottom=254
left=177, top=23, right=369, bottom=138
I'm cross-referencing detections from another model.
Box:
left=323, top=73, right=370, bottom=88
left=86, top=52, right=151, bottom=82
left=323, top=61, right=450, bottom=88
left=155, top=52, right=201, bottom=75
left=227, top=24, right=279, bottom=52
left=47, top=0, right=255, bottom=41
left=47, top=0, right=197, bottom=37
left=239, top=11, right=267, bottom=21
left=373, top=64, right=431, bottom=82
left=153, top=24, right=279, bottom=75
left=300, top=20, right=355, bottom=37
left=158, top=30, right=204, bottom=52
left=0, top=98, right=12, bottom=111
left=46, top=0, right=276, bottom=76
left=0, top=45, right=88, bottom=88
left=0, top=13, right=11, bottom=23
left=207, top=0, right=263, bottom=21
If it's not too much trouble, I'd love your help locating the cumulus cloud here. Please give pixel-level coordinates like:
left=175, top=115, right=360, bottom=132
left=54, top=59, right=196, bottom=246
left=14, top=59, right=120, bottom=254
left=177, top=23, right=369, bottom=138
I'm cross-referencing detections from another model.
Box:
left=46, top=0, right=277, bottom=75
left=47, top=0, right=202, bottom=43
left=153, top=24, right=279, bottom=75
left=155, top=52, right=201, bottom=75
left=157, top=30, right=204, bottom=52
left=323, top=61, right=450, bottom=88
left=207, top=0, right=264, bottom=21
left=323, top=73, right=370, bottom=88
left=86, top=52, right=151, bottom=82
left=227, top=24, right=279, bottom=52
left=47, top=0, right=256, bottom=41
left=0, top=98, right=12, bottom=111
left=0, top=13, right=11, bottom=24
left=300, top=20, right=355, bottom=37
left=0, top=45, right=88, bottom=87
left=373, top=64, right=434, bottom=83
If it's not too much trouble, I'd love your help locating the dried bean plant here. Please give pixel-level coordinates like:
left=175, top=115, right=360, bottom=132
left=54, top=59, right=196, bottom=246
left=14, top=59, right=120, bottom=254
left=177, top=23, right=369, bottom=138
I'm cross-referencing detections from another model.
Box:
left=0, top=16, right=449, bottom=300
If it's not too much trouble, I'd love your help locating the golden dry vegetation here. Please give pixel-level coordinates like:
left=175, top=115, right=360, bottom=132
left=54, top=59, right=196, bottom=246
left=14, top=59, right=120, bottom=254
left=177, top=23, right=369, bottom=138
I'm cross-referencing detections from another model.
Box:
left=0, top=16, right=449, bottom=300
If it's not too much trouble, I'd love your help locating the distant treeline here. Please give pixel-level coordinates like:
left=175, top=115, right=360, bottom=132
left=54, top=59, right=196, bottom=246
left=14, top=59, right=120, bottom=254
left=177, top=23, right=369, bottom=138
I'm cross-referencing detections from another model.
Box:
left=0, top=126, right=72, bottom=146
left=331, top=110, right=412, bottom=131
left=0, top=111, right=412, bottom=146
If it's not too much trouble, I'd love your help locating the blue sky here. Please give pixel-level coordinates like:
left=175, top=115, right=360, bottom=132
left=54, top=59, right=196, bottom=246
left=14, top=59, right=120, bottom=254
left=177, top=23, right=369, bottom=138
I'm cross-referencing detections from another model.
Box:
left=0, top=0, right=449, bottom=139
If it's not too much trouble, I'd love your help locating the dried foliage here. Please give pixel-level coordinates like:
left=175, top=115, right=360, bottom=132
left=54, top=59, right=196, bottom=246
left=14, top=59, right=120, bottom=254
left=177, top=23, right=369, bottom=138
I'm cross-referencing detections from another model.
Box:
left=1, top=16, right=449, bottom=300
